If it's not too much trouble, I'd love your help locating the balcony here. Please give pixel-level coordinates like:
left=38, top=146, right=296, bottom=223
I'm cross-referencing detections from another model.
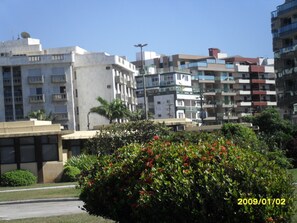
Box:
left=115, top=76, right=123, bottom=84
left=13, top=77, right=22, bottom=86
left=221, top=90, right=236, bottom=96
left=28, top=75, right=44, bottom=84
left=3, top=79, right=11, bottom=86
left=29, top=94, right=45, bottom=103
left=191, top=75, right=215, bottom=83
left=235, top=64, right=249, bottom=72
left=4, top=97, right=13, bottom=105
left=128, top=96, right=136, bottom=104
left=54, top=113, right=68, bottom=121
left=52, top=93, right=67, bottom=102
left=251, top=79, right=265, bottom=84
left=237, top=101, right=252, bottom=106
left=116, top=93, right=124, bottom=100
left=51, top=75, right=66, bottom=83
left=220, top=77, right=235, bottom=84
left=235, top=79, right=250, bottom=84
left=272, top=1, right=297, bottom=18
left=127, top=80, right=137, bottom=88
left=222, top=103, right=237, bottom=108
left=252, top=101, right=268, bottom=106
left=238, top=90, right=251, bottom=95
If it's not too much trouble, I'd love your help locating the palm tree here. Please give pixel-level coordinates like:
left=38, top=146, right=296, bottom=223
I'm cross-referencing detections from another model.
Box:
left=126, top=109, right=154, bottom=121
left=27, top=109, right=53, bottom=121
left=90, top=96, right=129, bottom=124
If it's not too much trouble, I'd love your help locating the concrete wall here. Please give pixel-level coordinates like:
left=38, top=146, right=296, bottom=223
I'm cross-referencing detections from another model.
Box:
left=42, top=161, right=64, bottom=183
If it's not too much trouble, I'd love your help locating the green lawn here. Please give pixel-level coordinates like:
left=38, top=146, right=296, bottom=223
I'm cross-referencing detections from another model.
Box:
left=0, top=213, right=114, bottom=223
left=0, top=182, right=76, bottom=191
left=0, top=186, right=80, bottom=202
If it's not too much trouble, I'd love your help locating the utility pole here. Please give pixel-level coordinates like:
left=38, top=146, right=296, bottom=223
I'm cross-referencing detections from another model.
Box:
left=134, top=43, right=148, bottom=120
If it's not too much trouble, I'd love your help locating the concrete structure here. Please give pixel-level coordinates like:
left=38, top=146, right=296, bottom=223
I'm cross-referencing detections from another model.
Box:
left=271, top=0, right=297, bottom=121
left=133, top=49, right=277, bottom=124
left=0, top=37, right=137, bottom=130
left=0, top=119, right=66, bottom=183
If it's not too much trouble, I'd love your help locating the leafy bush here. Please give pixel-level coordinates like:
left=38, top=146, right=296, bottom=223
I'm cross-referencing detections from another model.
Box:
left=0, top=169, right=37, bottom=186
left=65, top=154, right=98, bottom=172
left=85, top=120, right=170, bottom=155
left=221, top=123, right=292, bottom=168
left=62, top=166, right=81, bottom=182
left=79, top=137, right=295, bottom=223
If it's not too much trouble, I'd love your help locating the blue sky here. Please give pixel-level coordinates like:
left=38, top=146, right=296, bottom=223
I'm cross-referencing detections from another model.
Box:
left=0, top=0, right=284, bottom=61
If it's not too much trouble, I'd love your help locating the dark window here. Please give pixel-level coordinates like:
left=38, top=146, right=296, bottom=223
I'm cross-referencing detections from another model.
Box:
left=157, top=101, right=161, bottom=104
left=36, top=88, right=42, bottom=95
left=42, top=144, right=58, bottom=161
left=0, top=147, right=15, bottom=164
left=20, top=145, right=35, bottom=162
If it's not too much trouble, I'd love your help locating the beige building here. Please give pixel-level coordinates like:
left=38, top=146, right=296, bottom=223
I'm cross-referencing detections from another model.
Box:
left=0, top=120, right=66, bottom=183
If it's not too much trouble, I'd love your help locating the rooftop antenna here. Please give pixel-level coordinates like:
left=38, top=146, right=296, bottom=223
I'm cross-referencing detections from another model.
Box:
left=21, top=31, right=31, bottom=39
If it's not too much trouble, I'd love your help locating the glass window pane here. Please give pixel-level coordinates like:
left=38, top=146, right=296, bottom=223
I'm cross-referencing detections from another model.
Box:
left=20, top=137, right=34, bottom=145
left=0, top=138, right=14, bottom=146
left=42, top=144, right=58, bottom=161
left=1, top=147, right=15, bottom=164
left=20, top=145, right=35, bottom=162
left=71, top=146, right=80, bottom=156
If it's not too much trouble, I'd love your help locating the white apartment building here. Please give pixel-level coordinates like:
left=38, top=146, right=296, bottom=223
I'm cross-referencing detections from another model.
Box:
left=0, top=37, right=137, bottom=130
left=136, top=71, right=203, bottom=122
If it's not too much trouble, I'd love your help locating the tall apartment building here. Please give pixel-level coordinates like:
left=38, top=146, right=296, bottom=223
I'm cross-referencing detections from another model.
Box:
left=134, top=49, right=276, bottom=124
left=271, top=0, right=297, bottom=121
left=0, top=37, right=137, bottom=130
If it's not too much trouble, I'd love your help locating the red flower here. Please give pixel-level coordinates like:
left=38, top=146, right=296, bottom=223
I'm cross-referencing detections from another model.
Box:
left=153, top=135, right=159, bottom=140
left=221, top=146, right=227, bottom=153
left=147, top=149, right=154, bottom=156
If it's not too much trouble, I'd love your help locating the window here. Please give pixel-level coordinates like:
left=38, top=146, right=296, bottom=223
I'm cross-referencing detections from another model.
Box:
left=76, top=107, right=79, bottom=115
left=178, top=113, right=184, bottom=119
left=36, top=88, right=43, bottom=95
left=19, top=137, right=35, bottom=163
left=0, top=147, right=15, bottom=164
left=75, top=89, right=78, bottom=97
left=158, top=114, right=162, bottom=117
left=42, top=144, right=58, bottom=161
left=177, top=74, right=181, bottom=80
left=60, top=86, right=66, bottom=93
left=157, top=101, right=161, bottom=104
left=184, top=75, right=189, bottom=81
left=20, top=145, right=35, bottom=162
left=106, top=66, right=110, bottom=70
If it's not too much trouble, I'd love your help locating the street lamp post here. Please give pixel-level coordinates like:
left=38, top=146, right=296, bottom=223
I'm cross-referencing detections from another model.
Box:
left=134, top=43, right=148, bottom=120
left=87, top=111, right=91, bottom=130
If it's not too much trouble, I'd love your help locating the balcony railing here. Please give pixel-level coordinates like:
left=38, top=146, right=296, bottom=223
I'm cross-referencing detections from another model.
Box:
left=28, top=75, right=44, bottom=84
left=115, top=76, right=124, bottom=84
left=54, top=113, right=68, bottom=121
left=29, top=94, right=45, bottom=103
left=51, top=75, right=66, bottom=83
left=52, top=93, right=67, bottom=102
left=272, top=1, right=297, bottom=18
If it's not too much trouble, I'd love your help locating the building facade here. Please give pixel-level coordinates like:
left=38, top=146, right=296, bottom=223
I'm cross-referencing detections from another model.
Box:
left=271, top=0, right=297, bottom=121
left=134, top=49, right=276, bottom=124
left=0, top=37, right=137, bottom=130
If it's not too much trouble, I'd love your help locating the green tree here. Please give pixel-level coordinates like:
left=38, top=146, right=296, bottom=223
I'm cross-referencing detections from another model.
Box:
left=27, top=109, right=53, bottom=120
left=243, top=108, right=297, bottom=167
left=90, top=96, right=128, bottom=124
left=126, top=109, right=154, bottom=121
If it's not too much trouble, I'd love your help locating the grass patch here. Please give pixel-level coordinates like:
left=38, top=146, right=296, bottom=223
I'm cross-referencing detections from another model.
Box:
left=0, top=213, right=114, bottom=223
left=0, top=187, right=80, bottom=202
left=0, top=182, right=76, bottom=191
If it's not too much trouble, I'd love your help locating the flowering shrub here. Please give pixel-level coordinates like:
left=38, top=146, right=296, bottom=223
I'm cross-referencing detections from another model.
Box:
left=79, top=137, right=295, bottom=223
